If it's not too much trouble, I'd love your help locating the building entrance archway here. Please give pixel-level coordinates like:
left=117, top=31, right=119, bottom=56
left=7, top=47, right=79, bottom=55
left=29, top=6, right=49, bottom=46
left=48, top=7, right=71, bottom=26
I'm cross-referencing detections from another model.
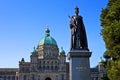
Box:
left=45, top=77, right=51, bottom=80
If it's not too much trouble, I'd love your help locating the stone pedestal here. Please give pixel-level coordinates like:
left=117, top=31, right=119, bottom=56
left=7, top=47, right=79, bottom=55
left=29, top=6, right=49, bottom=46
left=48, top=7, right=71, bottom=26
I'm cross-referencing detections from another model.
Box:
left=68, top=50, right=92, bottom=80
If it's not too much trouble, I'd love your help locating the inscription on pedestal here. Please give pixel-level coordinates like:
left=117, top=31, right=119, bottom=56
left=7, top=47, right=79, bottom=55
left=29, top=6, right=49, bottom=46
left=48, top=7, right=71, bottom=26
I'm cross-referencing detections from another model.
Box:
left=76, top=65, right=87, bottom=71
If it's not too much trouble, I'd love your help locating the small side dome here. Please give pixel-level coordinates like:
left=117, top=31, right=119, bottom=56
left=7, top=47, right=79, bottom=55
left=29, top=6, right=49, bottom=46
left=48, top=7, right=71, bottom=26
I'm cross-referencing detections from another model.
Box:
left=21, top=58, right=25, bottom=62
left=32, top=47, right=38, bottom=54
left=38, top=27, right=57, bottom=46
left=99, top=57, right=104, bottom=63
left=60, top=47, right=65, bottom=54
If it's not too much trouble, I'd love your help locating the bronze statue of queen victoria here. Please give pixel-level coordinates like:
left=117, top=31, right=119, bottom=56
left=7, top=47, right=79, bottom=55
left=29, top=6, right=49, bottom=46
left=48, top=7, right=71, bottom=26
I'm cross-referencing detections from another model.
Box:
left=70, top=7, right=89, bottom=51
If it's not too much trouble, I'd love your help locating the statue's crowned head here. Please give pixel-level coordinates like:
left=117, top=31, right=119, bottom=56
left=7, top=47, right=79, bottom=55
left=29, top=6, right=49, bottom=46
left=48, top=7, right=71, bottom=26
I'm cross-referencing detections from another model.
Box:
left=74, top=6, right=79, bottom=16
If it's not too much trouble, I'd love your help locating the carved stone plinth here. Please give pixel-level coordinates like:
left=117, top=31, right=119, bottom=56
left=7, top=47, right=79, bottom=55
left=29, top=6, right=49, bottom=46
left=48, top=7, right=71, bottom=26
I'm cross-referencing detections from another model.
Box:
left=68, top=50, right=92, bottom=80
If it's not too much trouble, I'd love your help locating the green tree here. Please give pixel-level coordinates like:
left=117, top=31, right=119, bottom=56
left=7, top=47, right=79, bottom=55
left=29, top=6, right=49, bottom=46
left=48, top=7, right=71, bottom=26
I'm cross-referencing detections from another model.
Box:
left=100, top=0, right=120, bottom=80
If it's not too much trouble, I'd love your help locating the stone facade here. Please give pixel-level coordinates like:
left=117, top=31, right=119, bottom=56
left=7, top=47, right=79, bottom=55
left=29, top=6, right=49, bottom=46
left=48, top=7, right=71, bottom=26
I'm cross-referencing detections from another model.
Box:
left=0, top=68, right=17, bottom=80
left=17, top=43, right=69, bottom=80
left=91, top=60, right=106, bottom=80
left=0, top=60, right=106, bottom=80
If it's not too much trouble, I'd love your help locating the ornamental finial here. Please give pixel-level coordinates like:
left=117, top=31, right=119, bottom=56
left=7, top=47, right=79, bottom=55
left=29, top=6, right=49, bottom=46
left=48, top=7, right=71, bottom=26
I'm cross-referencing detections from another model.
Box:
left=33, top=46, right=35, bottom=50
left=45, top=26, right=50, bottom=36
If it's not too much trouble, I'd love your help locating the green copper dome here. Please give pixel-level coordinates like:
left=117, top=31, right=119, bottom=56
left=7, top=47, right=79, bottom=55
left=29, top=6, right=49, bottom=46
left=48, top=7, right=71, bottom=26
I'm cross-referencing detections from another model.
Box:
left=99, top=57, right=104, bottom=63
left=32, top=47, right=38, bottom=54
left=38, top=28, right=57, bottom=46
left=60, top=47, right=65, bottom=54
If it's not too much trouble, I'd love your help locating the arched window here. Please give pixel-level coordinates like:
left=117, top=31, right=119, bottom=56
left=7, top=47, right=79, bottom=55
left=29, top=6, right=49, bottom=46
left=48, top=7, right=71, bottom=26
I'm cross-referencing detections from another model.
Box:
left=22, top=67, right=25, bottom=71
left=38, top=75, right=40, bottom=80
left=55, top=61, right=57, bottom=64
left=43, top=66, right=45, bottom=70
left=61, top=74, right=64, bottom=80
left=51, top=66, right=53, bottom=70
left=47, top=61, right=49, bottom=64
left=8, top=76, right=10, bottom=80
left=55, top=66, right=58, bottom=70
left=39, top=66, right=41, bottom=70
left=12, top=76, right=15, bottom=80
left=62, top=66, right=64, bottom=70
left=16, top=76, right=18, bottom=80
left=23, top=75, right=27, bottom=80
left=4, top=76, right=6, bottom=80
left=47, top=66, right=49, bottom=70
left=43, top=61, right=45, bottom=64
left=51, top=61, right=53, bottom=64
left=32, top=74, right=34, bottom=80
left=56, top=75, right=58, bottom=80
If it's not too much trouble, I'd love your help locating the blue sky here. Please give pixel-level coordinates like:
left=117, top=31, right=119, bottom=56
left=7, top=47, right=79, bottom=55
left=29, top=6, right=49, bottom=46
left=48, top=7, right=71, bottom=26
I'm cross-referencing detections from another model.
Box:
left=0, top=0, right=108, bottom=68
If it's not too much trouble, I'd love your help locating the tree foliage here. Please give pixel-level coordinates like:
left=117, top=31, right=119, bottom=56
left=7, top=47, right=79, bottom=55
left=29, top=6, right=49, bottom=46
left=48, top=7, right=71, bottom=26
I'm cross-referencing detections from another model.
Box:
left=100, top=0, right=120, bottom=80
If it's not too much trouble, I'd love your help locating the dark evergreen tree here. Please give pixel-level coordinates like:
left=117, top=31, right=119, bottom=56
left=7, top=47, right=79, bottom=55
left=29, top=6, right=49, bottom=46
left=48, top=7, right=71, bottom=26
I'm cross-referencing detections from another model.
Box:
left=100, top=0, right=120, bottom=80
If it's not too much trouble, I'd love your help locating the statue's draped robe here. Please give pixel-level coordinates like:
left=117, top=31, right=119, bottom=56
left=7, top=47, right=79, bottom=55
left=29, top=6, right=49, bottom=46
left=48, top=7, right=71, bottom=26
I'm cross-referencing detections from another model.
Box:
left=70, top=15, right=88, bottom=50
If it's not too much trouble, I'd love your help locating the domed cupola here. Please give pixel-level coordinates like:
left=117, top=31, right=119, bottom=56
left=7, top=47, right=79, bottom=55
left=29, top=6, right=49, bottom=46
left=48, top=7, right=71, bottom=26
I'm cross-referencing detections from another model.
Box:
left=31, top=47, right=38, bottom=54
left=99, top=57, right=104, bottom=63
left=38, top=27, right=57, bottom=46
left=60, top=47, right=65, bottom=54
left=37, top=27, right=59, bottom=59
